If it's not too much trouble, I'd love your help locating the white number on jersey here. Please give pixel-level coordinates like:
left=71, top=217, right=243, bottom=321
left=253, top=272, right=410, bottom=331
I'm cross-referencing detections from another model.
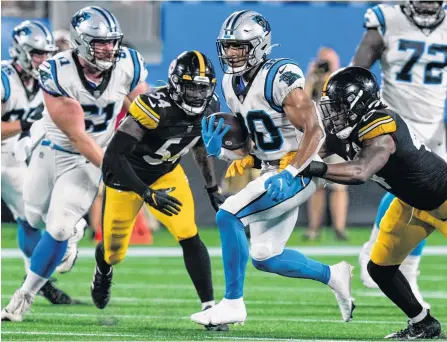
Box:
left=143, top=136, right=201, bottom=165
left=147, top=91, right=171, bottom=108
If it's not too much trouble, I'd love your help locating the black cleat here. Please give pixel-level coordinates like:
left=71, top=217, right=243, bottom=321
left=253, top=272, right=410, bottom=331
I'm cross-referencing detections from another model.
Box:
left=39, top=279, right=74, bottom=305
left=203, top=306, right=229, bottom=332
left=91, top=266, right=113, bottom=309
left=385, top=311, right=442, bottom=339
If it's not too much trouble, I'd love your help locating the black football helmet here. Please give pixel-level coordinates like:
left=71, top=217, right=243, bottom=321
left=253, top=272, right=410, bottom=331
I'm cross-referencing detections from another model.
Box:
left=404, top=1, right=445, bottom=28
left=320, top=66, right=385, bottom=139
left=168, top=50, right=216, bottom=115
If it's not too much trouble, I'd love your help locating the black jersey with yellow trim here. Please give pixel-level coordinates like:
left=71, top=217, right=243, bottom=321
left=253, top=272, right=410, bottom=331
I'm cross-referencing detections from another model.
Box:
left=103, top=86, right=220, bottom=188
left=330, top=109, right=447, bottom=210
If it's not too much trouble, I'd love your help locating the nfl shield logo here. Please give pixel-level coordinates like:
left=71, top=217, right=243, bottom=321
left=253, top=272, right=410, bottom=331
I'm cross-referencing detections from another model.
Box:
left=186, top=125, right=193, bottom=133
left=93, top=90, right=101, bottom=98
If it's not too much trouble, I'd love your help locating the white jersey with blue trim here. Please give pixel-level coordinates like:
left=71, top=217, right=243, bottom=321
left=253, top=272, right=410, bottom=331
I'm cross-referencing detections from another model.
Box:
left=365, top=4, right=447, bottom=123
left=222, top=58, right=306, bottom=161
left=39, top=47, right=147, bottom=152
left=1, top=60, right=43, bottom=152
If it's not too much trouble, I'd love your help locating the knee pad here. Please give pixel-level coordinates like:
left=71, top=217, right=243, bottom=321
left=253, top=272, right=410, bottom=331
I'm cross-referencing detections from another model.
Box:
left=24, top=206, right=45, bottom=230
left=250, top=243, right=273, bottom=261
left=367, top=260, right=399, bottom=286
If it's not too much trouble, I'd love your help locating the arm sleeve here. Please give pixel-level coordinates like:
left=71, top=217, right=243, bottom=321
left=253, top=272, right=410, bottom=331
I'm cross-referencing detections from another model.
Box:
left=103, top=130, right=149, bottom=197
left=38, top=60, right=70, bottom=97
left=357, top=111, right=396, bottom=143
left=364, top=5, right=387, bottom=36
left=266, top=61, right=305, bottom=111
left=126, top=48, right=148, bottom=93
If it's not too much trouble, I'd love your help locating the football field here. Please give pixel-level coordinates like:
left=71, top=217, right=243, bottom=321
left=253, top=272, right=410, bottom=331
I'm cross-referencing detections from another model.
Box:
left=2, top=225, right=447, bottom=341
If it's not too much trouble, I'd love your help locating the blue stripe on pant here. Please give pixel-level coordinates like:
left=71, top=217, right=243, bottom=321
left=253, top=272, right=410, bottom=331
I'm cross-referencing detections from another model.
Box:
left=375, top=192, right=426, bottom=256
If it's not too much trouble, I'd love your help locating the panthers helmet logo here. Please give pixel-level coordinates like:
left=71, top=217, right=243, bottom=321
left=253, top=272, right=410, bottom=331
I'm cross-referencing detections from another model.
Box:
left=71, top=11, right=91, bottom=28
left=251, top=15, right=270, bottom=33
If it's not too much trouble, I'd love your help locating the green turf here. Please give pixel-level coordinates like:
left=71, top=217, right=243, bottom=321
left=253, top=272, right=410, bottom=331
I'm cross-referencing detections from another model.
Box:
left=2, top=225, right=447, bottom=341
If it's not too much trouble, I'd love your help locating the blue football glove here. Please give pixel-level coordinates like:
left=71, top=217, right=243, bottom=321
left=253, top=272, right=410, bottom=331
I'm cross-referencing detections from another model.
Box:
left=264, top=169, right=296, bottom=201
left=201, top=115, right=231, bottom=157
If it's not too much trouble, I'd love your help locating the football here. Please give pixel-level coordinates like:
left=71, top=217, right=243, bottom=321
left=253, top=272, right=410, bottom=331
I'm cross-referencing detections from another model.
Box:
left=208, top=112, right=249, bottom=150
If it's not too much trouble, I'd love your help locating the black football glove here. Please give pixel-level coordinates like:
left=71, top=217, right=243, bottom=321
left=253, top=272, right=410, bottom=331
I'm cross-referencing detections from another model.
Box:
left=299, top=161, right=328, bottom=177
left=20, top=103, right=44, bottom=132
left=206, top=185, right=225, bottom=212
left=143, top=187, right=182, bottom=216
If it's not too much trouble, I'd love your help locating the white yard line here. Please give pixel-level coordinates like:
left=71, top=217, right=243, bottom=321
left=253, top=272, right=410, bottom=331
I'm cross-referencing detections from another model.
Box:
left=2, top=246, right=447, bottom=259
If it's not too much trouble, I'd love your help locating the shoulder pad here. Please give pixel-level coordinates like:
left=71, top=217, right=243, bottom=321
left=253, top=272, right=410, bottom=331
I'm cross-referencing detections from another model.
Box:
left=38, top=58, right=70, bottom=97
left=264, top=59, right=305, bottom=112
left=128, top=93, right=164, bottom=130
left=118, top=47, right=148, bottom=93
left=1, top=65, right=12, bottom=103
left=357, top=110, right=396, bottom=142
left=364, top=5, right=389, bottom=35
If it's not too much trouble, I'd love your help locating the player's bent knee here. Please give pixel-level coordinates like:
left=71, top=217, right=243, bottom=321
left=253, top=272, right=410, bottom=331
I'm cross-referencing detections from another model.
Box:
left=105, top=251, right=126, bottom=265
left=24, top=207, right=45, bottom=230
left=46, top=227, right=72, bottom=242
left=367, top=260, right=399, bottom=286
left=251, top=243, right=274, bottom=262
left=216, top=209, right=242, bottom=230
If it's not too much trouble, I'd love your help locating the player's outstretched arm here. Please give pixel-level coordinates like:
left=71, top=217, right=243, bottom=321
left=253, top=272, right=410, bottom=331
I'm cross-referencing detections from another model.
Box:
left=351, top=29, right=385, bottom=69
left=283, top=88, right=326, bottom=176
left=105, top=116, right=181, bottom=215
left=44, top=92, right=104, bottom=167
left=303, top=135, right=396, bottom=185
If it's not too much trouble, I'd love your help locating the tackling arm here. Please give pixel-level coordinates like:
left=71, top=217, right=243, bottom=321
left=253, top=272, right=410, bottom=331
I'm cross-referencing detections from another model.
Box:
left=192, top=140, right=217, bottom=188
left=44, top=92, right=104, bottom=168
left=320, top=135, right=395, bottom=184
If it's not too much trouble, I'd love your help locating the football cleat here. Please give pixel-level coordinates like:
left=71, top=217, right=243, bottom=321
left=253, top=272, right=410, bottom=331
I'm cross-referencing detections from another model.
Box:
left=203, top=306, right=229, bottom=331
left=39, top=278, right=79, bottom=304
left=385, top=311, right=441, bottom=339
left=1, top=290, right=34, bottom=322
left=191, top=298, right=246, bottom=327
left=328, top=261, right=355, bottom=322
left=56, top=219, right=87, bottom=274
left=91, top=266, right=113, bottom=309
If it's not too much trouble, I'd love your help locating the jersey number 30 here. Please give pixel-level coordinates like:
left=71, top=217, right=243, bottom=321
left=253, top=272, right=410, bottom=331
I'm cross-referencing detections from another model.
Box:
left=396, top=40, right=447, bottom=84
left=246, top=110, right=283, bottom=151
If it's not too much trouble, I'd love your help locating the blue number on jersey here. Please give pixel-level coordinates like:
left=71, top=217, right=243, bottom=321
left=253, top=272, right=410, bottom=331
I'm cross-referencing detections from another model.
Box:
left=396, top=39, right=447, bottom=85
left=58, top=57, right=70, bottom=66
left=246, top=110, right=283, bottom=152
left=82, top=103, right=115, bottom=133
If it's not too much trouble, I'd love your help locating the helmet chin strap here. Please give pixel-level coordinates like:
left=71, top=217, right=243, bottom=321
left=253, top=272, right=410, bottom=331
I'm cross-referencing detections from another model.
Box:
left=336, top=123, right=358, bottom=140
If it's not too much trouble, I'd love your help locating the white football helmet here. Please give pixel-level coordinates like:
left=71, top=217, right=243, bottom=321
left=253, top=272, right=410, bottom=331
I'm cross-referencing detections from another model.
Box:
left=217, top=10, right=273, bottom=75
left=70, top=6, right=123, bottom=71
left=10, top=20, right=57, bottom=79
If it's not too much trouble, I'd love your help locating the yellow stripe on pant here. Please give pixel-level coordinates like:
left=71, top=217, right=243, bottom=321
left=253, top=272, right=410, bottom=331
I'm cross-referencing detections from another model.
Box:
left=102, top=165, right=198, bottom=265
left=371, top=198, right=447, bottom=266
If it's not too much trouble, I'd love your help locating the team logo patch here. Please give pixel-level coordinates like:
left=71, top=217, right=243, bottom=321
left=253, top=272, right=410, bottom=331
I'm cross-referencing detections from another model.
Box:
left=39, top=69, right=52, bottom=84
left=279, top=71, right=301, bottom=86
left=14, top=26, right=31, bottom=37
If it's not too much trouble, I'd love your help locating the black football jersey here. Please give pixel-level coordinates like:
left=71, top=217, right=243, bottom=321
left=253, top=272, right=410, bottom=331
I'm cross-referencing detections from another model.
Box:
left=103, top=86, right=220, bottom=187
left=326, top=109, right=447, bottom=211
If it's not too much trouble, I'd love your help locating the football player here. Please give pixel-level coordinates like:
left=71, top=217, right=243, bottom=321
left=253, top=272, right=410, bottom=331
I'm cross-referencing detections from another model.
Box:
left=1, top=6, right=148, bottom=322
left=352, top=1, right=447, bottom=308
left=1, top=20, right=78, bottom=304
left=92, top=50, right=227, bottom=331
left=301, top=66, right=446, bottom=339
left=190, top=11, right=354, bottom=328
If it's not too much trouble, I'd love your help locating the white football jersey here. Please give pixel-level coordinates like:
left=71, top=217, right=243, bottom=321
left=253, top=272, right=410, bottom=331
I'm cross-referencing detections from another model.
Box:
left=1, top=60, right=43, bottom=152
left=365, top=4, right=447, bottom=123
left=222, top=58, right=310, bottom=161
left=39, top=47, right=147, bottom=152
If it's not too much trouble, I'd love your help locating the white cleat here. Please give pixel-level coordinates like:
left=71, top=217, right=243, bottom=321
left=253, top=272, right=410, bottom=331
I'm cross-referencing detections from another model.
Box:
left=1, top=290, right=34, bottom=322
left=191, top=298, right=247, bottom=327
left=359, top=242, right=379, bottom=289
left=56, top=219, right=87, bottom=274
left=328, top=261, right=355, bottom=322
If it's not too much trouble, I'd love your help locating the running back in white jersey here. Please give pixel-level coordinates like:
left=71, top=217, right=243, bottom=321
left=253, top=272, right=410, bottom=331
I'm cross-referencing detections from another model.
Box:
left=38, top=47, right=147, bottom=151
left=1, top=60, right=43, bottom=152
left=365, top=4, right=447, bottom=124
left=222, top=58, right=307, bottom=161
